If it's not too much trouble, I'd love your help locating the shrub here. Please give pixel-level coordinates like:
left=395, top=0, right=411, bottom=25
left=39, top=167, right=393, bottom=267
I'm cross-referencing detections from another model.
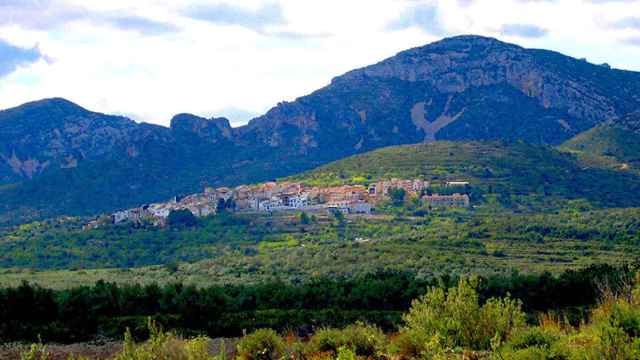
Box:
left=308, top=323, right=386, bottom=358
left=184, top=336, right=216, bottom=360
left=20, top=342, right=49, bottom=360
left=113, top=320, right=216, bottom=360
left=342, top=323, right=386, bottom=357
left=591, top=323, right=636, bottom=360
left=389, top=331, right=426, bottom=359
left=236, top=329, right=285, bottom=360
left=502, top=346, right=550, bottom=360
left=505, top=327, right=561, bottom=351
left=309, top=328, right=347, bottom=354
left=596, top=300, right=640, bottom=338
left=336, top=346, right=356, bottom=360
left=477, top=296, right=526, bottom=348
left=579, top=288, right=640, bottom=358
left=400, top=277, right=525, bottom=352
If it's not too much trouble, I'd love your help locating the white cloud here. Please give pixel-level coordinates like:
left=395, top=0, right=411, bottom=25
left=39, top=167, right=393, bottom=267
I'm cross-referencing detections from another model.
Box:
left=0, top=0, right=639, bottom=127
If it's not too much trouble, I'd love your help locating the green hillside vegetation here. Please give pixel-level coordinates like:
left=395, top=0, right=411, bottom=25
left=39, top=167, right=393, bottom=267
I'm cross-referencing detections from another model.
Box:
left=287, top=140, right=640, bottom=209
left=1, top=207, right=639, bottom=289
left=561, top=123, right=640, bottom=174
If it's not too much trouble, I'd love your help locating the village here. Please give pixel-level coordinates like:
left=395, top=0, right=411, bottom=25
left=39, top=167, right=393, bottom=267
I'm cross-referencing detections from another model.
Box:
left=89, top=178, right=471, bottom=228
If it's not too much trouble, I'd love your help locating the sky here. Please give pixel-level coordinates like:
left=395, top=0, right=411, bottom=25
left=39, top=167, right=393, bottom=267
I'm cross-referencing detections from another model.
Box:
left=1, top=0, right=640, bottom=127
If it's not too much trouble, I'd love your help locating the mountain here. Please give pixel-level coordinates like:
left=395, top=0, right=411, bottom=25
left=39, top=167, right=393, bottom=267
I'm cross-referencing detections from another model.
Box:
left=2, top=35, right=640, bottom=224
left=237, top=35, right=640, bottom=156
left=0, top=98, right=138, bottom=183
left=0, top=99, right=239, bottom=224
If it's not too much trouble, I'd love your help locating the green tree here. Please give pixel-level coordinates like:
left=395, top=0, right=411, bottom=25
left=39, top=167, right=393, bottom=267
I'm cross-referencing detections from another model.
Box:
left=167, top=209, right=198, bottom=228
left=388, top=187, right=406, bottom=206
left=299, top=212, right=311, bottom=225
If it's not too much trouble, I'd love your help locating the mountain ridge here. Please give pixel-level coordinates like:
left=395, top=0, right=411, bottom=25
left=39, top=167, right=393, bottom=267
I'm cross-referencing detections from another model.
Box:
left=3, top=35, right=640, bottom=224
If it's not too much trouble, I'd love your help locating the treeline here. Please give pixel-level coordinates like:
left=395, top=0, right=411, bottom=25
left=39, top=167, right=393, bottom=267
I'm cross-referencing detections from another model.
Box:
left=0, top=264, right=632, bottom=344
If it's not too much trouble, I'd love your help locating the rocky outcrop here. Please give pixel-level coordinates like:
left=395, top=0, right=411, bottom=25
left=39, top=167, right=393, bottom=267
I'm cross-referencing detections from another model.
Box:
left=0, top=98, right=138, bottom=181
left=170, top=113, right=233, bottom=142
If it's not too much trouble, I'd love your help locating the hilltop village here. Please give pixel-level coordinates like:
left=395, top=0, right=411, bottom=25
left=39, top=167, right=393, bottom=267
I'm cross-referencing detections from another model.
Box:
left=89, top=179, right=470, bottom=228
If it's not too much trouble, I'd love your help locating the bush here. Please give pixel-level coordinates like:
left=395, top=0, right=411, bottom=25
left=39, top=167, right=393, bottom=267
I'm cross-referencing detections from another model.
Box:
left=308, top=323, right=386, bottom=358
left=477, top=296, right=527, bottom=348
left=389, top=331, right=423, bottom=359
left=309, top=328, right=347, bottom=354
left=502, top=346, right=550, bottom=360
left=342, top=323, right=386, bottom=358
left=113, top=320, right=216, bottom=360
left=505, top=327, right=561, bottom=351
left=20, top=342, right=50, bottom=360
left=184, top=336, right=216, bottom=360
left=236, top=329, right=285, bottom=360
left=399, top=277, right=525, bottom=352
left=596, top=300, right=640, bottom=338
left=336, top=346, right=356, bottom=360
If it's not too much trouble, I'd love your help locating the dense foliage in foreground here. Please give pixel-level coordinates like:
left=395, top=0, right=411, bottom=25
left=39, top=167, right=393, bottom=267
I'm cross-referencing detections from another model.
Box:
left=20, top=270, right=640, bottom=359
left=0, top=265, right=632, bottom=344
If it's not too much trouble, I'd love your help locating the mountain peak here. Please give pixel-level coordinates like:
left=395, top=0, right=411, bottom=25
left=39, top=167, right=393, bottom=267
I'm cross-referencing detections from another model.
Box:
left=384, top=35, right=518, bottom=61
left=170, top=113, right=208, bottom=128
left=431, top=34, right=511, bottom=45
left=2, top=97, right=88, bottom=117
left=170, top=113, right=232, bottom=140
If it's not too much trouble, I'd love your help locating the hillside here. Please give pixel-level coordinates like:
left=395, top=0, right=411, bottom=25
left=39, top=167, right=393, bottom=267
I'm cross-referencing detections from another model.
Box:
left=561, top=112, right=640, bottom=174
left=3, top=35, right=640, bottom=224
left=288, top=140, right=640, bottom=209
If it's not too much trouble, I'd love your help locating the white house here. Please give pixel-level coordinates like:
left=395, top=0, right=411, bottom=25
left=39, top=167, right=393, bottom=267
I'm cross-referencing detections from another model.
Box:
left=112, top=211, right=129, bottom=224
left=149, top=206, right=171, bottom=219
left=259, top=197, right=284, bottom=212
left=287, top=193, right=310, bottom=209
